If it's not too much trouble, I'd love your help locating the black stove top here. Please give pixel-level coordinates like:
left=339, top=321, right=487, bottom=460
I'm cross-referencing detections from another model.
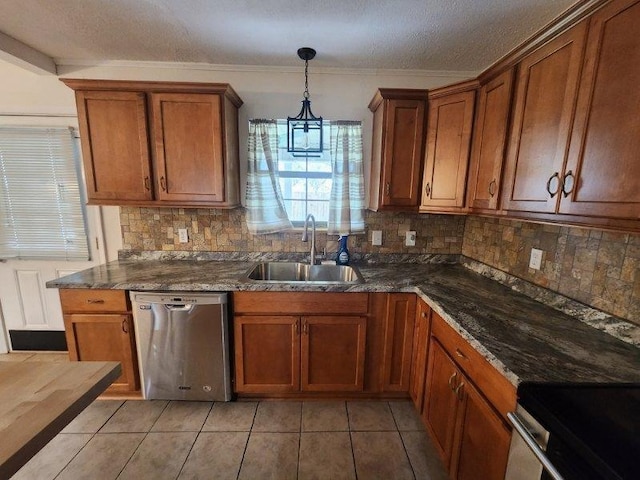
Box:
left=518, top=382, right=640, bottom=479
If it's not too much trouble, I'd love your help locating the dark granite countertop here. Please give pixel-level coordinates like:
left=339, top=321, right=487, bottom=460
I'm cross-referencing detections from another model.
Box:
left=47, top=258, right=640, bottom=387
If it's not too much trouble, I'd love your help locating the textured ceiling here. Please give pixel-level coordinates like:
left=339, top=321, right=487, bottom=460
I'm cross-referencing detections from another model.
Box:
left=0, top=0, right=577, bottom=71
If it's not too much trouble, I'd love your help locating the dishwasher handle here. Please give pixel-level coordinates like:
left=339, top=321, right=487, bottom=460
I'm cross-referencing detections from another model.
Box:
left=507, top=412, right=564, bottom=480
left=164, top=303, right=194, bottom=311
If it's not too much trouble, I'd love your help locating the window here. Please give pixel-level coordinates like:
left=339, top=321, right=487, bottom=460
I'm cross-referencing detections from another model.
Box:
left=276, top=120, right=332, bottom=227
left=0, top=126, right=90, bottom=260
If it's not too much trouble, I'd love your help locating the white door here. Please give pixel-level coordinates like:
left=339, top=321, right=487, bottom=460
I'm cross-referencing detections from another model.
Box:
left=0, top=117, right=111, bottom=353
left=0, top=207, right=106, bottom=352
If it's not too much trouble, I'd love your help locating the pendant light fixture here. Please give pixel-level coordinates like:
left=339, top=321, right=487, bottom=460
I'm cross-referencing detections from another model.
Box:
left=287, top=47, right=323, bottom=154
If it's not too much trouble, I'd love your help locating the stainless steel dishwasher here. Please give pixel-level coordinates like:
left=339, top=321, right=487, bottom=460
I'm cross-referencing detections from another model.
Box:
left=130, top=291, right=231, bottom=401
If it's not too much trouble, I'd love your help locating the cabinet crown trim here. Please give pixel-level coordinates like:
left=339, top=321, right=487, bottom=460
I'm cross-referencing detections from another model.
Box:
left=60, top=79, right=243, bottom=107
left=368, top=88, right=429, bottom=111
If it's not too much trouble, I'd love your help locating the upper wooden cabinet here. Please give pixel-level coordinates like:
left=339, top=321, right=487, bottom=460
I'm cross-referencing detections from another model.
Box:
left=62, top=79, right=243, bottom=208
left=500, top=22, right=588, bottom=214
left=368, top=89, right=428, bottom=211
left=420, top=81, right=477, bottom=213
left=560, top=0, right=640, bottom=220
left=466, top=69, right=514, bottom=212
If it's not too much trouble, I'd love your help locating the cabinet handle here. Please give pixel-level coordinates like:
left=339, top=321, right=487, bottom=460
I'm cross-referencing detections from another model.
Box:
left=488, top=179, right=497, bottom=197
left=546, top=172, right=560, bottom=198
left=385, top=182, right=390, bottom=196
left=303, top=320, right=308, bottom=335
left=421, top=311, right=427, bottom=318
left=160, top=176, right=167, bottom=191
left=86, top=299, right=105, bottom=304
left=121, top=319, right=128, bottom=334
left=455, top=381, right=465, bottom=401
left=455, top=348, right=467, bottom=360
left=562, top=170, right=575, bottom=198
left=425, top=182, right=431, bottom=197
left=295, top=321, right=299, bottom=335
left=144, top=176, right=150, bottom=191
left=448, top=371, right=457, bottom=390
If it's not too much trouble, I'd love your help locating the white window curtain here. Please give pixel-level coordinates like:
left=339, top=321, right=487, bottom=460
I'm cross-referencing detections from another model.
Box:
left=328, top=121, right=365, bottom=235
left=245, top=119, right=292, bottom=234
left=0, top=126, right=89, bottom=260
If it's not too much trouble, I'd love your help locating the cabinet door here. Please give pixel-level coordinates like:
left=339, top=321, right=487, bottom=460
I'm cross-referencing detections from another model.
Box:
left=451, top=377, right=512, bottom=480
left=382, top=293, right=416, bottom=392
left=467, top=69, right=514, bottom=211
left=378, top=99, right=427, bottom=208
left=234, top=316, right=300, bottom=393
left=151, top=93, right=225, bottom=203
left=300, top=316, right=366, bottom=392
left=501, top=22, right=587, bottom=213
left=76, top=91, right=153, bottom=202
left=423, top=339, right=461, bottom=468
left=63, top=313, right=139, bottom=392
left=560, top=0, right=640, bottom=219
left=421, top=90, right=475, bottom=209
left=409, top=299, right=431, bottom=413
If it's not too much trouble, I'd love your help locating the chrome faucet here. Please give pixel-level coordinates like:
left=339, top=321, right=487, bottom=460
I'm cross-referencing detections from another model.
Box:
left=301, top=213, right=319, bottom=265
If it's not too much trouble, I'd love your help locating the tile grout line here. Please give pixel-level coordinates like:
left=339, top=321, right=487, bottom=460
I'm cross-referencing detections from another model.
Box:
left=389, top=402, right=419, bottom=480
left=346, top=401, right=359, bottom=480
left=236, top=400, right=259, bottom=480
left=174, top=401, right=216, bottom=479
left=296, top=402, right=302, bottom=480
left=54, top=399, right=127, bottom=479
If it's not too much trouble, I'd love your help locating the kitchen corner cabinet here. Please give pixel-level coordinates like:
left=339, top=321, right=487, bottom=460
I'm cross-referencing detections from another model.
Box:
left=500, top=22, right=587, bottom=214
left=368, top=89, right=428, bottom=211
left=466, top=69, right=514, bottom=212
left=381, top=293, right=416, bottom=392
left=423, top=312, right=516, bottom=480
left=62, top=79, right=242, bottom=208
left=233, top=292, right=368, bottom=394
left=420, top=81, right=477, bottom=213
left=409, top=298, right=431, bottom=413
left=60, top=289, right=139, bottom=394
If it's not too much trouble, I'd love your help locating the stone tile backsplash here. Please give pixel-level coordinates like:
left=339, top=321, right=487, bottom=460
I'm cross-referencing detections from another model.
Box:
left=120, top=207, right=465, bottom=258
left=462, top=216, right=640, bottom=323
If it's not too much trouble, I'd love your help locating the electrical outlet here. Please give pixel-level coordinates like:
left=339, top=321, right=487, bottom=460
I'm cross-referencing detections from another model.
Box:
left=371, top=230, right=383, bottom=246
left=405, top=231, right=416, bottom=247
left=529, top=248, right=543, bottom=270
left=178, top=228, right=189, bottom=243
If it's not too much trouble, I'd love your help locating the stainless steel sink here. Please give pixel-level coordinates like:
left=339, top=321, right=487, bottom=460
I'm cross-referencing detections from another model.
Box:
left=242, top=262, right=365, bottom=284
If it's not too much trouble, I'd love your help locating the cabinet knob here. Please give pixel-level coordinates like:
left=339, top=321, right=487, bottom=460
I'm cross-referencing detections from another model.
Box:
left=121, top=318, right=128, bottom=333
left=421, top=312, right=427, bottom=318
left=425, top=182, right=431, bottom=197
left=562, top=170, right=575, bottom=198
left=160, top=176, right=167, bottom=191
left=546, top=172, right=560, bottom=198
left=488, top=179, right=497, bottom=197
left=86, top=299, right=105, bottom=304
left=455, top=348, right=467, bottom=360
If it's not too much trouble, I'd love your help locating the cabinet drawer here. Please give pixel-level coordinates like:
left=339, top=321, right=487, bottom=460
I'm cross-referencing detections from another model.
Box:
left=60, top=289, right=130, bottom=313
left=431, top=312, right=516, bottom=420
left=233, top=292, right=369, bottom=315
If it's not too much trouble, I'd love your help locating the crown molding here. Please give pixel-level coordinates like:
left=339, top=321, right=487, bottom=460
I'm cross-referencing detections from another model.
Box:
left=55, top=58, right=478, bottom=79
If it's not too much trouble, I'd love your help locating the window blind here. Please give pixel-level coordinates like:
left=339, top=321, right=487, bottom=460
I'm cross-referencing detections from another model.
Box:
left=0, top=126, right=89, bottom=260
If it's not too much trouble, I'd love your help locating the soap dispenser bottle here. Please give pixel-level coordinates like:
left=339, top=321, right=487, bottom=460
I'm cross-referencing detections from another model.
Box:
left=336, top=235, right=350, bottom=265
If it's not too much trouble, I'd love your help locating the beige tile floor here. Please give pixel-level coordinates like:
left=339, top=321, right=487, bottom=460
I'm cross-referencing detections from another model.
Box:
left=4, top=353, right=448, bottom=479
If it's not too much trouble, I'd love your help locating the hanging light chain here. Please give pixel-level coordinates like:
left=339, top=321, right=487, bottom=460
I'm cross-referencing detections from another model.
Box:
left=304, top=58, right=310, bottom=100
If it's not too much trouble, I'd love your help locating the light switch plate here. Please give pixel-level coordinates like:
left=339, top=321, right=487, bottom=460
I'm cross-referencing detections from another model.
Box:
left=178, top=228, right=189, bottom=243
left=529, top=248, right=543, bottom=270
left=405, top=231, right=416, bottom=247
left=372, top=230, right=383, bottom=246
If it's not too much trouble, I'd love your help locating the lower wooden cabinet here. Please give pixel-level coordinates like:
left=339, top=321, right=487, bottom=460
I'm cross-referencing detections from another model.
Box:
left=381, top=293, right=416, bottom=392
left=60, top=289, right=140, bottom=394
left=233, top=299, right=367, bottom=395
left=409, top=298, right=431, bottom=413
left=422, top=312, right=515, bottom=480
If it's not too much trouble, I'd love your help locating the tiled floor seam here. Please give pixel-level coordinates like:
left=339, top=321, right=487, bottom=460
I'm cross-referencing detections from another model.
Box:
left=52, top=432, right=97, bottom=480
left=235, top=400, right=260, bottom=480
left=175, top=430, right=202, bottom=479
left=345, top=402, right=359, bottom=480
left=389, top=402, right=420, bottom=480
left=296, top=402, right=302, bottom=480
left=114, top=431, right=150, bottom=479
